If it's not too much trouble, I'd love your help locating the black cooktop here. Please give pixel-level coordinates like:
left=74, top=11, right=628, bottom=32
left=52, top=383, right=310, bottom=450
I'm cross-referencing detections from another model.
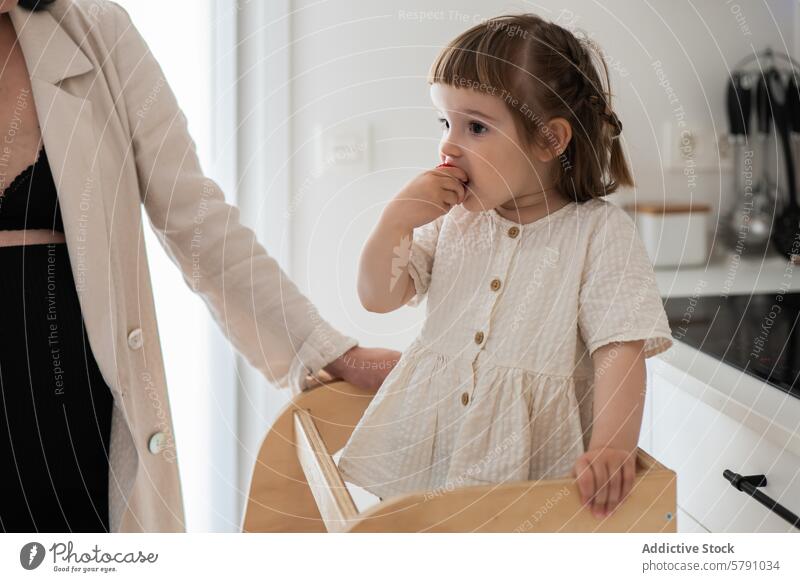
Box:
left=662, top=293, right=800, bottom=400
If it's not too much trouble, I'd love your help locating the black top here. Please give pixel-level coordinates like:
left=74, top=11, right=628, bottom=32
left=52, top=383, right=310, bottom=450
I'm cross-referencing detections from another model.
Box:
left=0, top=146, right=65, bottom=232
left=0, top=146, right=112, bottom=532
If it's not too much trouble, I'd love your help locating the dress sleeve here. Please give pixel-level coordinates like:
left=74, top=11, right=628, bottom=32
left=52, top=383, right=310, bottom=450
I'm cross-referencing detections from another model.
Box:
left=577, top=204, right=674, bottom=358
left=405, top=215, right=445, bottom=307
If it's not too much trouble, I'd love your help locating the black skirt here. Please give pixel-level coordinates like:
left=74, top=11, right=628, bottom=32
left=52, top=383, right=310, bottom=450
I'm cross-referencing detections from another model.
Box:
left=0, top=242, right=113, bottom=532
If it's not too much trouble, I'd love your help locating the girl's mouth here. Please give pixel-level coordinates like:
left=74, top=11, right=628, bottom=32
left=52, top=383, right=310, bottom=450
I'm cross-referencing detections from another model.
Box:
left=436, top=162, right=470, bottom=185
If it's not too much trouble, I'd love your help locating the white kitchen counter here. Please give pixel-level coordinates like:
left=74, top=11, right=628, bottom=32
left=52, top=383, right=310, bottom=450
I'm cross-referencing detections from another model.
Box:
left=654, top=249, right=800, bottom=298
left=648, top=248, right=800, bottom=459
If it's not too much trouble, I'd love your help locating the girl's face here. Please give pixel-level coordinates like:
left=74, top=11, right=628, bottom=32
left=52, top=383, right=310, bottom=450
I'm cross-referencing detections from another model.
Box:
left=430, top=83, right=563, bottom=213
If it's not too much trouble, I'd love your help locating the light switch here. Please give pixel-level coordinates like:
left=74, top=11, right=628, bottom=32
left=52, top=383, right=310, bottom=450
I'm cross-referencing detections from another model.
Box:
left=314, top=121, right=371, bottom=174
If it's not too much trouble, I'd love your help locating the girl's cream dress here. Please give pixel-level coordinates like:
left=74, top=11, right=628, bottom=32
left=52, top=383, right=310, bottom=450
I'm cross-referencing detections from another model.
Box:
left=338, top=198, right=673, bottom=500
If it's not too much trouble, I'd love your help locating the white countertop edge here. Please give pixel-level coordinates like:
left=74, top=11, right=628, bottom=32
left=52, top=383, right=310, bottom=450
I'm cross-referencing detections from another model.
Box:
left=650, top=340, right=800, bottom=458
left=655, top=252, right=800, bottom=298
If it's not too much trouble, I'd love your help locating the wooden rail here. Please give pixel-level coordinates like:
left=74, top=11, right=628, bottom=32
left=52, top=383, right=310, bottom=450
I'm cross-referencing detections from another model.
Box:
left=293, top=409, right=359, bottom=532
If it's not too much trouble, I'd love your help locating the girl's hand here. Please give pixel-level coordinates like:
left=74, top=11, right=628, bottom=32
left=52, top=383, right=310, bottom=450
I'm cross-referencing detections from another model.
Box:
left=383, top=165, right=469, bottom=230
left=572, top=445, right=637, bottom=518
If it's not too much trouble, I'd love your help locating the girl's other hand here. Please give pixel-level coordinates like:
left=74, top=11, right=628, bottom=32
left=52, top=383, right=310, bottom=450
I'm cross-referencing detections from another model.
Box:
left=384, top=164, right=469, bottom=230
left=572, top=445, right=637, bottom=519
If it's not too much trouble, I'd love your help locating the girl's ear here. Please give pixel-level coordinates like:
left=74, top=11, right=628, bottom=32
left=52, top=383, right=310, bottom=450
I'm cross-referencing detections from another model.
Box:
left=530, top=117, right=573, bottom=162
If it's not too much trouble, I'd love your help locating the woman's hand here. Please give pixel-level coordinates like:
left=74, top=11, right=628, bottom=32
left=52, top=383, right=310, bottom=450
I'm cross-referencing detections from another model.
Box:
left=572, top=445, right=637, bottom=518
left=383, top=165, right=469, bottom=230
left=322, top=346, right=402, bottom=391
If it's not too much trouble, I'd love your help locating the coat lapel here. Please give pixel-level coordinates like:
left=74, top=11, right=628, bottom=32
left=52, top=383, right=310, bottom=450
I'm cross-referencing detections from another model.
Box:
left=9, top=6, right=121, bottom=401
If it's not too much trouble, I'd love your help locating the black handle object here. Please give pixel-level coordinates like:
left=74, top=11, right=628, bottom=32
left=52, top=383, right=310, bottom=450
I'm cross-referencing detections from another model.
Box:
left=741, top=76, right=754, bottom=137
left=788, top=76, right=800, bottom=133
left=726, top=73, right=750, bottom=137
left=723, top=469, right=800, bottom=530
left=770, top=70, right=800, bottom=258
left=773, top=71, right=798, bottom=208
left=756, top=74, right=772, bottom=134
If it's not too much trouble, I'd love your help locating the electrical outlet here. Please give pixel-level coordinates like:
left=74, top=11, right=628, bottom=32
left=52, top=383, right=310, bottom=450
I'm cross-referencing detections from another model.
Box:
left=661, top=121, right=731, bottom=172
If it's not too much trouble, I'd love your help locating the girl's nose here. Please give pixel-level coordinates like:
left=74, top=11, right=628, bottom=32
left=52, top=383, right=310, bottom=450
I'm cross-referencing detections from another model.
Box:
left=439, top=137, right=462, bottom=161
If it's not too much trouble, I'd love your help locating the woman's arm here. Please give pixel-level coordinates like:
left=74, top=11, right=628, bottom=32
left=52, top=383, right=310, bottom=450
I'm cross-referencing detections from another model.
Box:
left=105, top=3, right=388, bottom=394
left=573, top=339, right=646, bottom=517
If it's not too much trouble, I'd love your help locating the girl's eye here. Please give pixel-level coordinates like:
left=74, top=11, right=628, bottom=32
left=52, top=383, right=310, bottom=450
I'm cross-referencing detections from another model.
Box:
left=469, top=121, right=488, bottom=135
left=438, top=117, right=450, bottom=130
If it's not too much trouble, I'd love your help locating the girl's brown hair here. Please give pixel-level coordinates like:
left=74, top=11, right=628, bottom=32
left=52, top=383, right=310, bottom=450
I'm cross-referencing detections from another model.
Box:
left=428, top=14, right=633, bottom=202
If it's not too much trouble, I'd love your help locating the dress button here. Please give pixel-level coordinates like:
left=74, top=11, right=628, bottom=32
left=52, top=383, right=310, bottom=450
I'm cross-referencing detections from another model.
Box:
left=474, top=331, right=484, bottom=345
left=490, top=278, right=502, bottom=292
left=461, top=392, right=470, bottom=406
left=507, top=226, right=520, bottom=238
left=148, top=431, right=168, bottom=455
left=127, top=328, right=144, bottom=350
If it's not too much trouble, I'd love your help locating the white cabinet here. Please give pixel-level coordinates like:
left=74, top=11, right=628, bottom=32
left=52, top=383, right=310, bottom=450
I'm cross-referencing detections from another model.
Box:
left=645, top=360, right=800, bottom=533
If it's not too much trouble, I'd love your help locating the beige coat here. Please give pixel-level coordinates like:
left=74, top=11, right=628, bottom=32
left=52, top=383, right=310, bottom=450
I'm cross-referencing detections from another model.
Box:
left=8, top=0, right=357, bottom=532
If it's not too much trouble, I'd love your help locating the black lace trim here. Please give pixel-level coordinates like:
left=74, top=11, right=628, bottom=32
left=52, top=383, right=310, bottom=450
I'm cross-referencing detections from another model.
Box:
left=0, top=146, right=45, bottom=198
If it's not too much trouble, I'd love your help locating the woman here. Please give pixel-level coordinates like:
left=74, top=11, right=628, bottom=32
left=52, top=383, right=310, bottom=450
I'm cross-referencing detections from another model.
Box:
left=0, top=0, right=399, bottom=532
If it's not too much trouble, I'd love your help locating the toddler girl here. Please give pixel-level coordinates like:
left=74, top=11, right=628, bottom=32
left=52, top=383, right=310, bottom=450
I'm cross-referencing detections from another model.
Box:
left=337, top=14, right=673, bottom=519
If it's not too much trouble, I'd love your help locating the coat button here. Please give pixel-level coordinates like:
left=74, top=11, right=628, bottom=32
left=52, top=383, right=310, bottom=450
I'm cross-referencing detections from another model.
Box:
left=490, top=278, right=502, bottom=292
left=461, top=392, right=470, bottom=406
left=127, top=328, right=144, bottom=350
left=507, top=226, right=520, bottom=238
left=148, top=431, right=168, bottom=455
left=474, top=331, right=484, bottom=345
